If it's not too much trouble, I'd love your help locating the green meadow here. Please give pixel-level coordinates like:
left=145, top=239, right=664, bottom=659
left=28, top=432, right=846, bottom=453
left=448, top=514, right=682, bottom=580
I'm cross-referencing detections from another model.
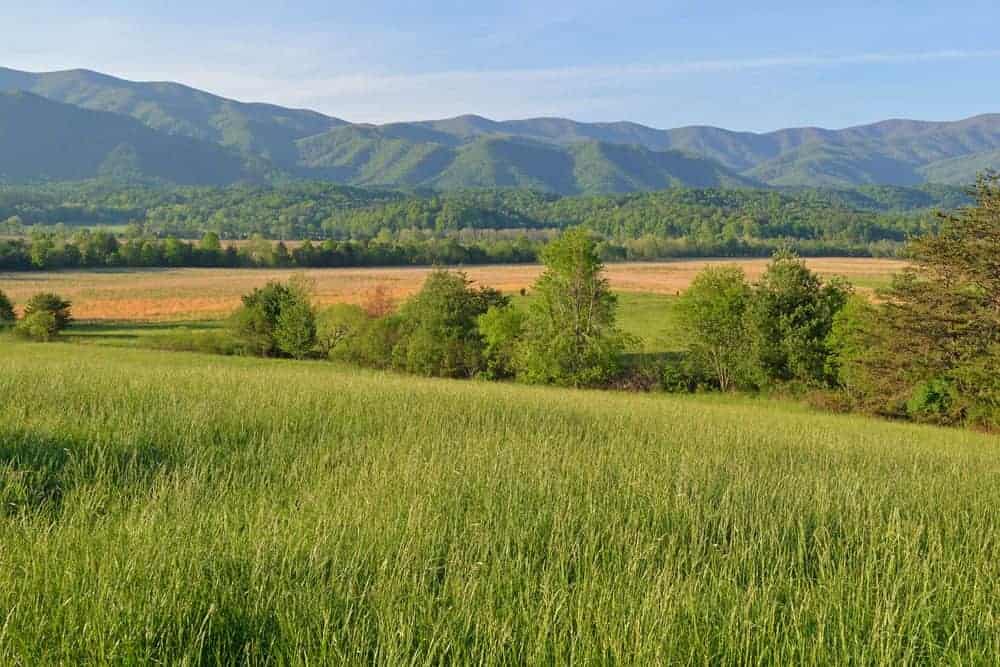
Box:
left=2, top=340, right=999, bottom=663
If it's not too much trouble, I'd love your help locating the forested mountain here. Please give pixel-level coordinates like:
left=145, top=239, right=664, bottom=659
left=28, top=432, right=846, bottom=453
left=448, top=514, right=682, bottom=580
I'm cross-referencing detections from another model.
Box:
left=295, top=127, right=757, bottom=193
left=0, top=67, right=344, bottom=166
left=0, top=92, right=266, bottom=185
left=0, top=66, right=998, bottom=189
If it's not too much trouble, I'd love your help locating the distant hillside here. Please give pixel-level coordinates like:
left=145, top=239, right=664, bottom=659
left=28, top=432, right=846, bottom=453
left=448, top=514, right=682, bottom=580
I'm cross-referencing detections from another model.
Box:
left=0, top=66, right=999, bottom=189
left=0, top=67, right=344, bottom=166
left=0, top=92, right=265, bottom=185
left=919, top=150, right=1000, bottom=185
left=294, top=127, right=755, bottom=194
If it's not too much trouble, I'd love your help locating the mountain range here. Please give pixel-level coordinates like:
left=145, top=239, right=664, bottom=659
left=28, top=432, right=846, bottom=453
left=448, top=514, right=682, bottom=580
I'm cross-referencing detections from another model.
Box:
left=1, top=66, right=998, bottom=192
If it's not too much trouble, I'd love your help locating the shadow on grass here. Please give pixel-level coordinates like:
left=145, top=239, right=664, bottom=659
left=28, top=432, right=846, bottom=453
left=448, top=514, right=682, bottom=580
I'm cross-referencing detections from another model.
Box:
left=0, top=428, right=173, bottom=519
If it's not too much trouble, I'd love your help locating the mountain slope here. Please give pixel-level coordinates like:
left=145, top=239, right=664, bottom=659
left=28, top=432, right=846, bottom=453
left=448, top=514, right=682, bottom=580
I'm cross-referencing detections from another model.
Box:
left=1, top=66, right=1000, bottom=189
left=0, top=91, right=265, bottom=185
left=0, top=67, right=344, bottom=166
left=295, top=126, right=757, bottom=194
left=919, top=149, right=1000, bottom=185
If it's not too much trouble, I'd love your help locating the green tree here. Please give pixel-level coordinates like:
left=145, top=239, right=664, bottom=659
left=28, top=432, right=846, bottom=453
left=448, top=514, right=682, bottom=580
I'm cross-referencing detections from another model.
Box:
left=392, top=270, right=508, bottom=378
left=14, top=310, right=58, bottom=342
left=275, top=297, right=317, bottom=359
left=316, top=303, right=370, bottom=358
left=476, top=304, right=525, bottom=379
left=516, top=229, right=631, bottom=387
left=866, top=174, right=1000, bottom=426
left=745, top=250, right=851, bottom=387
left=22, top=293, right=72, bottom=332
left=676, top=266, right=751, bottom=391
left=231, top=278, right=315, bottom=358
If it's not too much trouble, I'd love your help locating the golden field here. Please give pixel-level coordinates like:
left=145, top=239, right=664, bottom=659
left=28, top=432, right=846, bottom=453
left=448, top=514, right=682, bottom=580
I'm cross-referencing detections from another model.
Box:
left=0, top=258, right=906, bottom=321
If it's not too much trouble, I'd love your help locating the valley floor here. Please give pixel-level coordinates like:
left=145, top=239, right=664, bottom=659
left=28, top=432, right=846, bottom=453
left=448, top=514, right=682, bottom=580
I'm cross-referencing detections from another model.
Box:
left=0, top=257, right=903, bottom=321
left=1, top=342, right=999, bottom=663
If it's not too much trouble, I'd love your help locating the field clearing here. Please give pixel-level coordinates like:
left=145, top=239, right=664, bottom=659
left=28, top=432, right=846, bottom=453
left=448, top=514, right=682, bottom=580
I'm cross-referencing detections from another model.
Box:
left=1, top=341, right=998, bottom=662
left=0, top=257, right=905, bottom=321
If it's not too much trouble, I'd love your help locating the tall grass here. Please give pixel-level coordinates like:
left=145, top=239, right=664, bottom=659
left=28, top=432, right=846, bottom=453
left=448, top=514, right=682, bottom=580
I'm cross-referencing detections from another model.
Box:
left=1, top=341, right=999, bottom=664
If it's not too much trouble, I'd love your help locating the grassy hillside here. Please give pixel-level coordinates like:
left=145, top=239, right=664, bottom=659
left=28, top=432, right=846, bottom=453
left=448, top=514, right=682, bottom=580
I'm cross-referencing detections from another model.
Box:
left=2, top=341, right=999, bottom=662
left=0, top=92, right=266, bottom=185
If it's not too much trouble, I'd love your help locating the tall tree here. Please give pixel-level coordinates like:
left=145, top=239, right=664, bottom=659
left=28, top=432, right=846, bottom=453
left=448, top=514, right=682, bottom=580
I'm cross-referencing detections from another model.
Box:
left=864, top=174, right=1000, bottom=424
left=516, top=229, right=630, bottom=387
left=676, top=266, right=751, bottom=391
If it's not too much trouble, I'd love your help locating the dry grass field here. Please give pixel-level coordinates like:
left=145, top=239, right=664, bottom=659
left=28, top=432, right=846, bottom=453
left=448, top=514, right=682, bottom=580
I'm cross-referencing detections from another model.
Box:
left=0, top=258, right=906, bottom=321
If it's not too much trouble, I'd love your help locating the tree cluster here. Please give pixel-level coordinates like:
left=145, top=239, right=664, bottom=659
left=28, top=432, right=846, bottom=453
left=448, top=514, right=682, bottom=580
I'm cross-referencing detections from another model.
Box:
left=229, top=230, right=633, bottom=388
left=0, top=291, right=73, bottom=341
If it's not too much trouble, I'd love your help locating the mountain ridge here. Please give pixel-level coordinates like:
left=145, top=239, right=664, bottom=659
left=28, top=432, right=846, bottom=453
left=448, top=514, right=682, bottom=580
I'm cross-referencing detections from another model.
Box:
left=1, top=66, right=998, bottom=190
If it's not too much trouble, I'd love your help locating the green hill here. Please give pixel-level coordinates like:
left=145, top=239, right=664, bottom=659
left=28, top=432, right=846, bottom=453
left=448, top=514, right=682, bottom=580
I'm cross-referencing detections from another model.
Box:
left=919, top=149, right=1000, bottom=185
left=2, top=66, right=1000, bottom=189
left=0, top=67, right=343, bottom=166
left=294, top=127, right=756, bottom=194
left=0, top=92, right=267, bottom=185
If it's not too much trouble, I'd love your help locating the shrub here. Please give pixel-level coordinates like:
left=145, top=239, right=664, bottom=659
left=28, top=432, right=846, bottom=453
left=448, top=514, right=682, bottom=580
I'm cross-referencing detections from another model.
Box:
left=476, top=304, right=525, bottom=379
left=231, top=278, right=316, bottom=358
left=14, top=310, right=59, bottom=341
left=907, top=378, right=962, bottom=425
left=316, top=304, right=370, bottom=358
left=391, top=270, right=508, bottom=378
left=23, top=293, right=72, bottom=332
left=275, top=298, right=317, bottom=360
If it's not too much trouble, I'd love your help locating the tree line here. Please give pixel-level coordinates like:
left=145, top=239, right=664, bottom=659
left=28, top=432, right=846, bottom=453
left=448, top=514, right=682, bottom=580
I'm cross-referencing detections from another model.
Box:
left=2, top=181, right=964, bottom=255
left=0, top=230, right=892, bottom=273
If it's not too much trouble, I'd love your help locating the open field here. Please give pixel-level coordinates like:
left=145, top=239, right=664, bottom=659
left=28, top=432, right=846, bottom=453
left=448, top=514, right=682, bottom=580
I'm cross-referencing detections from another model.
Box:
left=0, top=257, right=905, bottom=321
left=1, top=341, right=998, bottom=663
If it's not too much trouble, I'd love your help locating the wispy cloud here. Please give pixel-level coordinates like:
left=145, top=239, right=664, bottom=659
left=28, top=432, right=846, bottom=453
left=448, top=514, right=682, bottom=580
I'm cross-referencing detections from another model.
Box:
left=292, top=49, right=1000, bottom=99
left=258, top=49, right=1000, bottom=124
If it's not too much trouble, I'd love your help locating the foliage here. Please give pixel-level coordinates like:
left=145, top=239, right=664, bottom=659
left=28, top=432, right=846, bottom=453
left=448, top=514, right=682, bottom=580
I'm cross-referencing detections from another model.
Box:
left=391, top=270, right=508, bottom=378
left=476, top=305, right=526, bottom=379
left=22, top=292, right=72, bottom=332
left=675, top=266, right=752, bottom=391
left=744, top=250, right=851, bottom=387
left=231, top=278, right=316, bottom=358
left=825, top=295, right=886, bottom=407
left=860, top=174, right=1000, bottom=427
left=316, top=304, right=370, bottom=358
left=13, top=310, right=58, bottom=341
left=516, top=229, right=631, bottom=387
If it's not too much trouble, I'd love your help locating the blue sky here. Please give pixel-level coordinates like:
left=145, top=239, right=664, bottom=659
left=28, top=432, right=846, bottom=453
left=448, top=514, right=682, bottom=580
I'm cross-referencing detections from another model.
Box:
left=4, top=1, right=1000, bottom=130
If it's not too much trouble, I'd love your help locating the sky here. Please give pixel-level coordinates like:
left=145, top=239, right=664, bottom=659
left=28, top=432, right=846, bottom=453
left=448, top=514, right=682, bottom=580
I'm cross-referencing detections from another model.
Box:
left=4, top=1, right=1000, bottom=131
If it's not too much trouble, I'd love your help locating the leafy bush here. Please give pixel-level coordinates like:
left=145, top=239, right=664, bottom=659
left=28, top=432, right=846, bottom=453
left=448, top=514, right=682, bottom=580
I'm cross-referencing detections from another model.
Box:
left=391, top=270, right=508, bottom=378
left=23, top=293, right=72, bottom=332
left=907, top=378, right=961, bottom=425
left=14, top=310, right=58, bottom=341
left=316, top=304, right=370, bottom=358
left=476, top=305, right=525, bottom=379
left=231, top=277, right=316, bottom=358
